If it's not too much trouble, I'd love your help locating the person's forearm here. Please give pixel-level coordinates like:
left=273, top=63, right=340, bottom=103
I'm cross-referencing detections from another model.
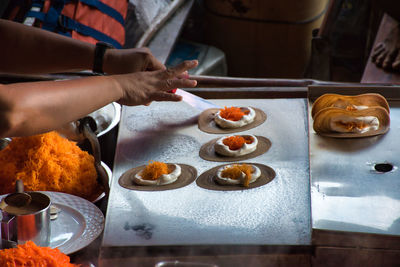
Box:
left=0, top=76, right=122, bottom=137
left=0, top=19, right=95, bottom=74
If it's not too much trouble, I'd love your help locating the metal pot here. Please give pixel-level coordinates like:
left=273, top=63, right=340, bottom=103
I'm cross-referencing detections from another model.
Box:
left=57, top=102, right=121, bottom=143
left=0, top=191, right=51, bottom=247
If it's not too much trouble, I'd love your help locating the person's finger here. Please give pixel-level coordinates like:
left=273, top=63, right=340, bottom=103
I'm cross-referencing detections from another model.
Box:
left=159, top=78, right=197, bottom=91
left=168, top=71, right=191, bottom=93
left=373, top=42, right=384, bottom=52
left=176, top=71, right=189, bottom=79
left=383, top=49, right=398, bottom=69
left=151, top=92, right=183, bottom=102
left=371, top=46, right=385, bottom=61
left=175, top=78, right=197, bottom=88
left=375, top=51, right=388, bottom=67
left=392, top=53, right=400, bottom=70
left=161, top=60, right=198, bottom=79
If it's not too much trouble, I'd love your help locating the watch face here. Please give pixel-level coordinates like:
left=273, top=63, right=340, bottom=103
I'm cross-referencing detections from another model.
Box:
left=93, top=42, right=113, bottom=74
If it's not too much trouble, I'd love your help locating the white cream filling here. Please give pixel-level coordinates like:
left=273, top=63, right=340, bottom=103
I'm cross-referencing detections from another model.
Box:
left=342, top=104, right=369, bottom=111
left=214, top=107, right=256, bottom=128
left=330, top=116, right=379, bottom=133
left=351, top=105, right=369, bottom=110
left=214, top=135, right=258, bottom=157
left=133, top=164, right=181, bottom=185
left=215, top=164, right=261, bottom=186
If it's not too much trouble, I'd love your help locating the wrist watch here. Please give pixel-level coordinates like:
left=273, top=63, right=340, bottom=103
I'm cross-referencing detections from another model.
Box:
left=93, top=42, right=114, bottom=74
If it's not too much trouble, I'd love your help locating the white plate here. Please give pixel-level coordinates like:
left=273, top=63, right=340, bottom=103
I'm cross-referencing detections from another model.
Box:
left=45, top=191, right=104, bottom=254
left=0, top=191, right=104, bottom=255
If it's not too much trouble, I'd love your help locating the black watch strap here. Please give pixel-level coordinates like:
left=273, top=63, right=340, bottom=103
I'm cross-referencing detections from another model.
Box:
left=93, top=42, right=114, bottom=74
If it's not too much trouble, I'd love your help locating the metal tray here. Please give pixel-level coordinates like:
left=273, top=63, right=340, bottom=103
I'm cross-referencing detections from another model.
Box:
left=308, top=85, right=400, bottom=248
left=102, top=98, right=311, bottom=248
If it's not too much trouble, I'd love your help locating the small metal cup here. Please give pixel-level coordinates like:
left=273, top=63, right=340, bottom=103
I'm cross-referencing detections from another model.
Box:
left=1, top=192, right=51, bottom=247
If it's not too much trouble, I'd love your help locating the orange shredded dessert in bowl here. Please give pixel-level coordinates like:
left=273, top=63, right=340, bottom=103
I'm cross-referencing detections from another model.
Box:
left=0, top=131, right=101, bottom=201
left=0, top=241, right=79, bottom=267
left=134, top=161, right=181, bottom=186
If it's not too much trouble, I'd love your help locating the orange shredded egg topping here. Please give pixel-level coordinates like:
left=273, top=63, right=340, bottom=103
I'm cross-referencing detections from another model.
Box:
left=219, top=106, right=249, bottom=121
left=222, top=136, right=253, bottom=150
left=336, top=121, right=368, bottom=131
left=0, top=131, right=99, bottom=201
left=345, top=105, right=358, bottom=111
left=221, top=164, right=253, bottom=187
left=0, top=241, right=79, bottom=267
left=141, top=161, right=172, bottom=180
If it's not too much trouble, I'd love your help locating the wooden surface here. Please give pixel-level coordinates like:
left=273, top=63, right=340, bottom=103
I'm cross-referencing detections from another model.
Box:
left=187, top=86, right=308, bottom=99
left=100, top=254, right=311, bottom=267
left=313, top=229, right=400, bottom=251
left=362, top=14, right=400, bottom=84
left=203, top=0, right=328, bottom=78
left=312, top=247, right=400, bottom=267
left=99, top=246, right=311, bottom=267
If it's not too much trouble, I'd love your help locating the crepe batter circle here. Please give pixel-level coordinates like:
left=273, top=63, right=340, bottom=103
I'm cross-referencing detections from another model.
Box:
left=199, top=135, right=272, bottom=162
left=196, top=163, right=276, bottom=191
left=119, top=164, right=197, bottom=191
left=198, top=107, right=267, bottom=134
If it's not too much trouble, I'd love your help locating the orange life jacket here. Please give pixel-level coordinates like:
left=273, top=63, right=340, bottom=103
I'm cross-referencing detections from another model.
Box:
left=5, top=0, right=128, bottom=48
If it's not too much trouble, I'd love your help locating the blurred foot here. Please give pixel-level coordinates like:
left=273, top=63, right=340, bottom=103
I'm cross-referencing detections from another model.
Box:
left=372, top=23, right=400, bottom=70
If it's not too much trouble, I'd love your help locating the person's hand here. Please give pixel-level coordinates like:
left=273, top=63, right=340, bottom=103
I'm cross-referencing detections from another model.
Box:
left=372, top=24, right=400, bottom=70
left=103, top=47, right=165, bottom=74
left=113, top=60, right=198, bottom=106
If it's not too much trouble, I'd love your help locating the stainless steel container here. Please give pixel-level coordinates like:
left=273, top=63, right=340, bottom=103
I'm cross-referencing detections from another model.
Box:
left=1, top=192, right=51, bottom=246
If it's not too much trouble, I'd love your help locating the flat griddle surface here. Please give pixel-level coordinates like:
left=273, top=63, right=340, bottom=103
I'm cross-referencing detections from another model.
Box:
left=103, top=98, right=311, bottom=247
left=309, top=86, right=400, bottom=239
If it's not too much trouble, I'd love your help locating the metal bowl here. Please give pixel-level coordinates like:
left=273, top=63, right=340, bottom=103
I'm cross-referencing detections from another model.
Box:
left=92, top=162, right=112, bottom=203
left=89, top=102, right=121, bottom=138
left=57, top=102, right=121, bottom=142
